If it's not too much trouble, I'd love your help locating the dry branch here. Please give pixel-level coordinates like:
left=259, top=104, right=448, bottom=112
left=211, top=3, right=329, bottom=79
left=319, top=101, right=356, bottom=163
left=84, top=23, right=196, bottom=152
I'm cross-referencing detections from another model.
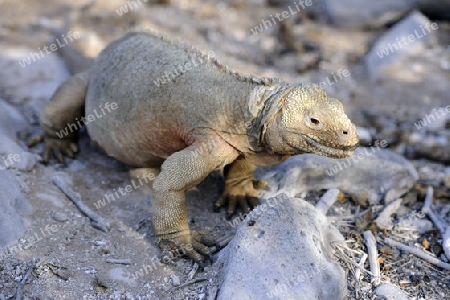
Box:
left=421, top=186, right=450, bottom=260
left=363, top=230, right=380, bottom=285
left=51, top=176, right=110, bottom=232
left=384, top=237, right=450, bottom=271
left=316, top=188, right=340, bottom=215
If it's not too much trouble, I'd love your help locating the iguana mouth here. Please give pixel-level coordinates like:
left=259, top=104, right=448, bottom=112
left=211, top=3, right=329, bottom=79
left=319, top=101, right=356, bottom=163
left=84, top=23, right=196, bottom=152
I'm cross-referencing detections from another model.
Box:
left=303, top=135, right=359, bottom=159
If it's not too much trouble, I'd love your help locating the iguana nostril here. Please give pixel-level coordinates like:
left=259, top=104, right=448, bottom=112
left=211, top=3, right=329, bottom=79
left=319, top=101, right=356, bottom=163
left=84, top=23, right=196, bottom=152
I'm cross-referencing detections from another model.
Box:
left=343, top=131, right=348, bottom=135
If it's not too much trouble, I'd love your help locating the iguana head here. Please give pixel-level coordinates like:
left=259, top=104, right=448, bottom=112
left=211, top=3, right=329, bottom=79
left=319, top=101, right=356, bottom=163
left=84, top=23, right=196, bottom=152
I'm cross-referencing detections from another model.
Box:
left=262, top=83, right=359, bottom=159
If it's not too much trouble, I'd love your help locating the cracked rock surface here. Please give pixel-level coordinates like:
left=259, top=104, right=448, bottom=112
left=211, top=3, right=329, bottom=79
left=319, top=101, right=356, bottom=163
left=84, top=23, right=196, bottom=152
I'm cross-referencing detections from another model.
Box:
left=216, top=194, right=347, bottom=300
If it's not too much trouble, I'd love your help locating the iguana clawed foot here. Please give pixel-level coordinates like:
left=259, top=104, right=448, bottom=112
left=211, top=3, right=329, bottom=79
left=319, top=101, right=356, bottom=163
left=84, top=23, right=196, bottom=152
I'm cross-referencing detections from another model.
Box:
left=214, top=176, right=267, bottom=219
left=28, top=134, right=78, bottom=164
left=157, top=230, right=216, bottom=263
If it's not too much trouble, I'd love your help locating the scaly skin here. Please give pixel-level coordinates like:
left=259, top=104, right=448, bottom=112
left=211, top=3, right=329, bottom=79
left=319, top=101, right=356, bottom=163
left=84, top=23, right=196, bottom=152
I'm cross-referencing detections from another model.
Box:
left=30, top=29, right=359, bottom=263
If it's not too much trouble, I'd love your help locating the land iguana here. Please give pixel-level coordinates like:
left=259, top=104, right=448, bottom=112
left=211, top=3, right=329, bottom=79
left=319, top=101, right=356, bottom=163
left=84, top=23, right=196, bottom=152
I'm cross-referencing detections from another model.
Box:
left=29, top=28, right=359, bottom=263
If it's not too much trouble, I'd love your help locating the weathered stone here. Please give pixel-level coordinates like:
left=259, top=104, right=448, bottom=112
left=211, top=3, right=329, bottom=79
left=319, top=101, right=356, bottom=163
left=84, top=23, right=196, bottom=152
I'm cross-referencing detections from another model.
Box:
left=375, top=283, right=409, bottom=300
left=323, top=0, right=415, bottom=28
left=365, top=11, right=438, bottom=80
left=259, top=148, right=418, bottom=206
left=0, top=169, right=31, bottom=248
left=216, top=194, right=347, bottom=300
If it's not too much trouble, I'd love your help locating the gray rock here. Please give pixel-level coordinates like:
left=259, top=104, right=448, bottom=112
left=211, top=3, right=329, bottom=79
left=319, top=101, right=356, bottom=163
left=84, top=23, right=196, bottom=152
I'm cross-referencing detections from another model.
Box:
left=259, top=148, right=418, bottom=206
left=267, top=0, right=450, bottom=25
left=0, top=99, right=27, bottom=154
left=216, top=194, right=347, bottom=300
left=0, top=169, right=32, bottom=248
left=52, top=212, right=69, bottom=223
left=355, top=126, right=373, bottom=146
left=323, top=0, right=415, bottom=28
left=5, top=151, right=39, bottom=172
left=366, top=11, right=438, bottom=80
left=396, top=218, right=433, bottom=234
left=0, top=94, right=35, bottom=249
left=0, top=99, right=39, bottom=172
left=170, top=275, right=180, bottom=286
left=267, top=0, right=414, bottom=28
left=0, top=46, right=69, bottom=107
left=375, top=283, right=409, bottom=300
left=406, top=131, right=450, bottom=163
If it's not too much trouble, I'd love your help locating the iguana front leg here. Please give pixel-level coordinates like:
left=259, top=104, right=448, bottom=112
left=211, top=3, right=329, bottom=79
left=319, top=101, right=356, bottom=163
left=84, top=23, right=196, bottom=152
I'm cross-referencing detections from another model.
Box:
left=152, top=131, right=239, bottom=262
left=214, top=157, right=267, bottom=219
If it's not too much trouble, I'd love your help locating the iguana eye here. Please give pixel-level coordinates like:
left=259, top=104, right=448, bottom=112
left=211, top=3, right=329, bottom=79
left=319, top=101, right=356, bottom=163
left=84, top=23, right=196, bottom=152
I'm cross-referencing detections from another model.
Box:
left=310, top=118, right=320, bottom=125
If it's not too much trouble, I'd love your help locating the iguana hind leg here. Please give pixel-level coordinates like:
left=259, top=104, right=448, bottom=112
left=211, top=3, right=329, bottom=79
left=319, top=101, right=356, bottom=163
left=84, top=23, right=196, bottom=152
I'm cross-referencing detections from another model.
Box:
left=29, top=72, right=89, bottom=163
left=214, top=157, right=267, bottom=219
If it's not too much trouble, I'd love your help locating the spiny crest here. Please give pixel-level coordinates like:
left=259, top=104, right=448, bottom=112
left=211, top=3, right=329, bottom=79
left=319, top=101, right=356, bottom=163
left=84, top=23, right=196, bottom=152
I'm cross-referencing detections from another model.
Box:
left=130, top=27, right=283, bottom=87
left=288, top=83, right=327, bottom=102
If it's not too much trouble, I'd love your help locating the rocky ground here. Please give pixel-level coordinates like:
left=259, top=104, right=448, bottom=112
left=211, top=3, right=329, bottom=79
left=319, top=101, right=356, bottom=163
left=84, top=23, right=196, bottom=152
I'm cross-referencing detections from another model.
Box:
left=0, top=0, right=449, bottom=299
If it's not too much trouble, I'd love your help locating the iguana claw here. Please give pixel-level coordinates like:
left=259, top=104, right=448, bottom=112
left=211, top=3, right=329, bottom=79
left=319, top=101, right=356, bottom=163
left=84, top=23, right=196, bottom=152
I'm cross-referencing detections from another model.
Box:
left=214, top=177, right=267, bottom=219
left=157, top=230, right=216, bottom=264
left=28, top=134, right=78, bottom=164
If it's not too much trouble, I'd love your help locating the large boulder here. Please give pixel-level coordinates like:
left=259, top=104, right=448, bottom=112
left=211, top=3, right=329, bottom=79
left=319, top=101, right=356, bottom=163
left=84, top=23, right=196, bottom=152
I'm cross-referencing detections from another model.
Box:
left=365, top=11, right=438, bottom=80
left=216, top=194, right=347, bottom=299
left=259, top=147, right=418, bottom=206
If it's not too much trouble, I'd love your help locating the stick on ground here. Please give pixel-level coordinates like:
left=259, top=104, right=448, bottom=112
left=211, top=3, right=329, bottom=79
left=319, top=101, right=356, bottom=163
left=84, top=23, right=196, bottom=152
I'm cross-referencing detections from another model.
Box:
left=316, top=188, right=340, bottom=215
left=421, top=186, right=450, bottom=261
left=384, top=237, right=450, bottom=271
left=51, top=176, right=110, bottom=232
left=15, top=261, right=35, bottom=300
left=422, top=186, right=447, bottom=233
left=170, top=278, right=207, bottom=292
left=355, top=253, right=368, bottom=299
left=363, top=230, right=380, bottom=285
left=374, top=198, right=402, bottom=230
left=105, top=258, right=131, bottom=265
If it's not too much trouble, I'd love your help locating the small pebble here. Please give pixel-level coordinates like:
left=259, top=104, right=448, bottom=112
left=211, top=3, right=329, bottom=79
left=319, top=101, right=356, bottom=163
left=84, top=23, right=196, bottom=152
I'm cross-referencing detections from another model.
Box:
left=170, top=274, right=181, bottom=286
left=52, top=212, right=69, bottom=222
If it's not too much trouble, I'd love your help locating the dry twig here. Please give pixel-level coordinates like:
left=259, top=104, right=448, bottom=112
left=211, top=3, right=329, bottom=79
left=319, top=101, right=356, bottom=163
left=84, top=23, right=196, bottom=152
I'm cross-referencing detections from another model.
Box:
left=363, top=230, right=380, bottom=285
left=51, top=176, right=110, bottom=232
left=421, top=186, right=450, bottom=260
left=316, top=188, right=340, bottom=215
left=374, top=198, right=402, bottom=230
left=105, top=258, right=131, bottom=265
left=170, top=277, right=207, bottom=292
left=384, top=238, right=450, bottom=271
left=187, top=263, right=200, bottom=280
left=355, top=253, right=368, bottom=299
